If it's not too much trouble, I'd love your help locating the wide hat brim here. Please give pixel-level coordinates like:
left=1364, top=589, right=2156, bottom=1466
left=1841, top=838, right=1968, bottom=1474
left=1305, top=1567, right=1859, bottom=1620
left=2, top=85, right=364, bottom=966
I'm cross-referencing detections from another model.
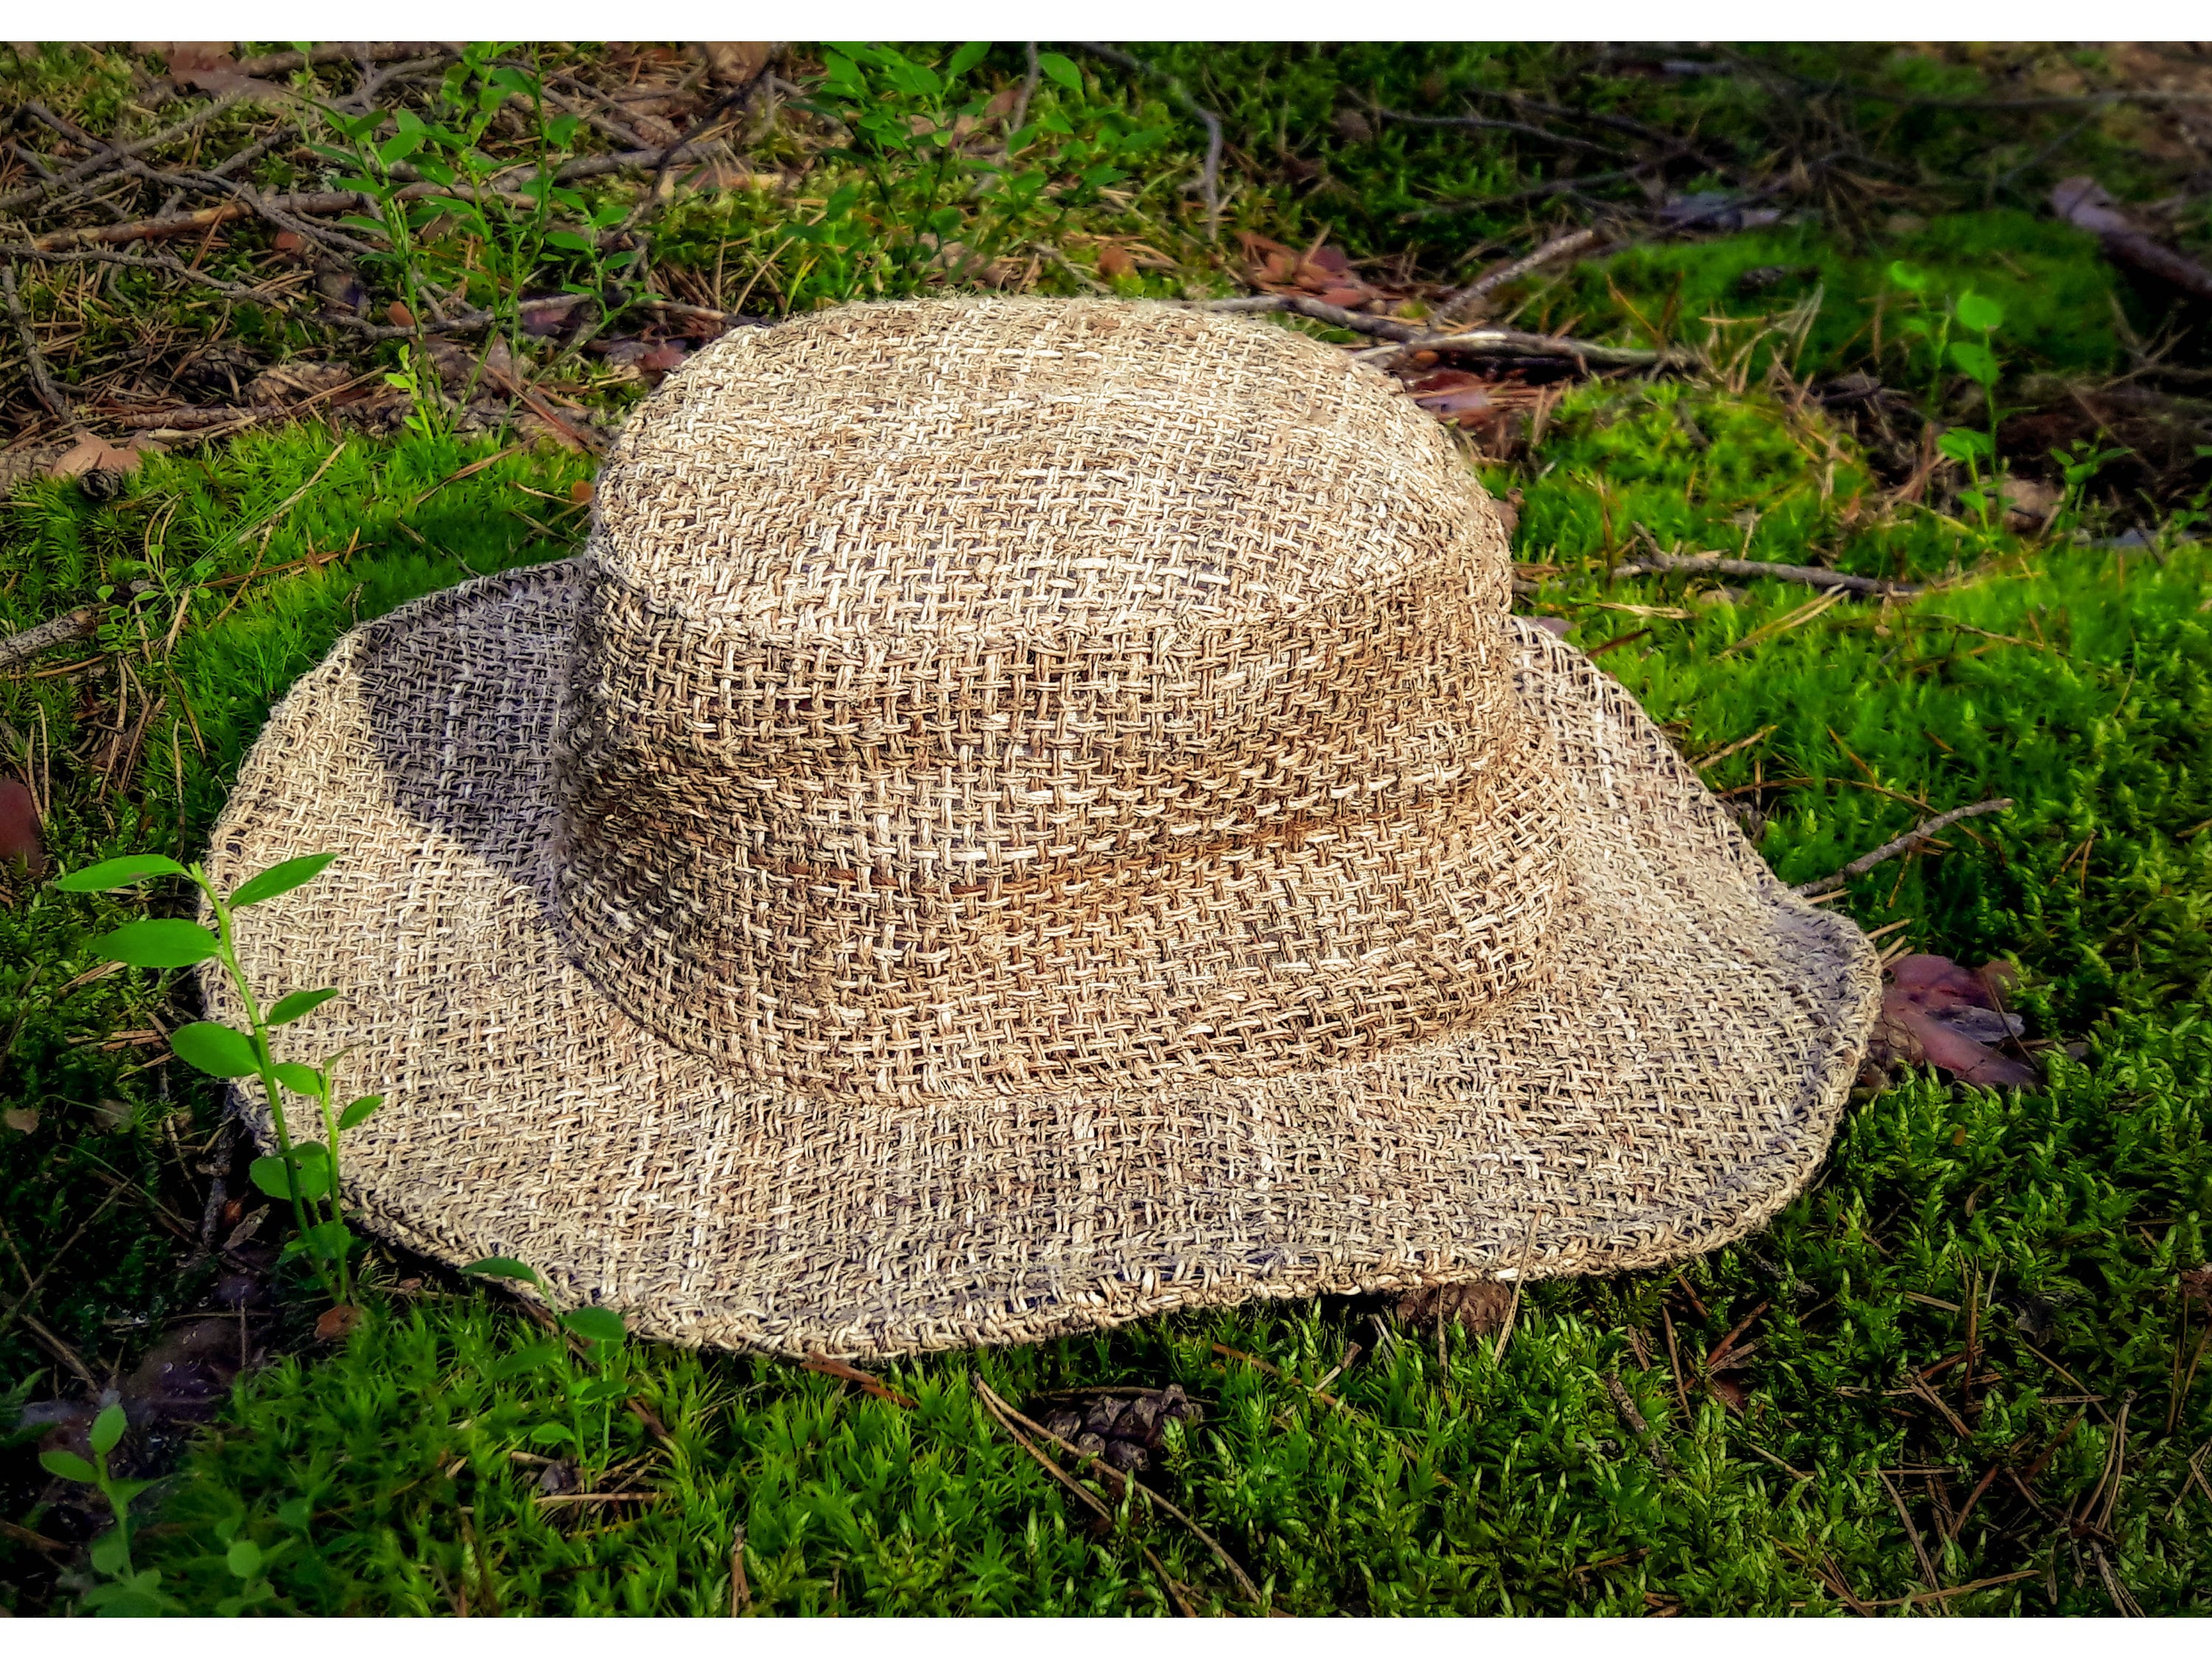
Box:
left=203, top=560, right=1879, bottom=1358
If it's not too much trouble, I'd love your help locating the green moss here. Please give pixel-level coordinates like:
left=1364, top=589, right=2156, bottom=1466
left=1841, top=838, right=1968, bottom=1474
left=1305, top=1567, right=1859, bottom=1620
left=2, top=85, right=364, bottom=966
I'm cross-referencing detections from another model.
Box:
left=7, top=41, right=2212, bottom=1618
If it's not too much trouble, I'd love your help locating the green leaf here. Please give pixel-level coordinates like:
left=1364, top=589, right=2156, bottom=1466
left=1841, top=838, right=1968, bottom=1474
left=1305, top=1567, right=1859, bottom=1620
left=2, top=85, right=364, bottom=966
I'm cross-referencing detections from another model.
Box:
left=530, top=1422, right=580, bottom=1447
left=560, top=1305, right=627, bottom=1345
left=170, top=1021, right=260, bottom=1079
left=88, top=1530, right=130, bottom=1576
left=227, top=1537, right=264, bottom=1579
left=52, top=855, right=187, bottom=892
left=276, top=1498, right=313, bottom=1531
left=1886, top=259, right=1928, bottom=293
left=1937, top=428, right=1994, bottom=464
left=94, top=918, right=219, bottom=969
left=489, top=1340, right=564, bottom=1380
left=1954, top=292, right=2006, bottom=333
left=465, top=1255, right=545, bottom=1287
left=105, top=1477, right=153, bottom=1506
left=40, top=1449, right=97, bottom=1483
left=266, top=987, right=340, bottom=1026
left=273, top=1062, right=324, bottom=1096
left=338, top=1094, right=386, bottom=1131
left=229, top=852, right=338, bottom=908
left=302, top=1218, right=354, bottom=1262
left=947, top=40, right=990, bottom=80
left=1037, top=52, right=1083, bottom=93
left=251, top=1144, right=330, bottom=1203
left=94, top=1587, right=165, bottom=1617
left=90, top=1402, right=126, bottom=1455
left=1947, top=340, right=1999, bottom=387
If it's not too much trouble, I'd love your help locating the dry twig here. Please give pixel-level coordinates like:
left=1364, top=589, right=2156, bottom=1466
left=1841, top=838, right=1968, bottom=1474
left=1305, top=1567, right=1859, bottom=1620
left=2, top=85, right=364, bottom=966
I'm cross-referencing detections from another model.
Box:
left=1611, top=549, right=1921, bottom=597
left=1794, top=799, right=2013, bottom=896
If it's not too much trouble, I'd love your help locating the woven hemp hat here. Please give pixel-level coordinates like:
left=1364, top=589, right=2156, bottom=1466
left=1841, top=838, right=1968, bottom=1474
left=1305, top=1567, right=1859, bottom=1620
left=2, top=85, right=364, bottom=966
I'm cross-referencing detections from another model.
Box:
left=203, top=297, right=1880, bottom=1358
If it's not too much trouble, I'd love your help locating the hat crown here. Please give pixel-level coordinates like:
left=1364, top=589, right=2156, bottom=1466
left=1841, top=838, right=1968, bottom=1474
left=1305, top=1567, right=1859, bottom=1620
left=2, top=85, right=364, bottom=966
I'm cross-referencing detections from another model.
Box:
left=550, top=300, right=1562, bottom=1098
left=589, top=298, right=1489, bottom=644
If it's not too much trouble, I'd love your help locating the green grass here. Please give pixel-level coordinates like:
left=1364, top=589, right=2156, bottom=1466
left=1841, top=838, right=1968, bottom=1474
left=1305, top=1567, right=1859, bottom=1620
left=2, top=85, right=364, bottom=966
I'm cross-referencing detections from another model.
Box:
left=4, top=40, right=2211, bottom=1618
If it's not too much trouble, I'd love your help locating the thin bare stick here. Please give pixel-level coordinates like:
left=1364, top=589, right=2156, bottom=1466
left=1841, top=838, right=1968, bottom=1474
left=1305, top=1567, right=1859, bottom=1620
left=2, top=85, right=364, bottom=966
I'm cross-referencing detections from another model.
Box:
left=1493, top=1214, right=1541, bottom=1365
left=1878, top=1469, right=1947, bottom=1612
left=1012, top=45, right=1043, bottom=136
left=0, top=94, right=246, bottom=213
left=728, top=1526, right=750, bottom=1614
left=1795, top=799, right=2012, bottom=896
left=1603, top=1372, right=1678, bottom=1478
left=1432, top=228, right=1603, bottom=330
left=1369, top=326, right=1696, bottom=373
left=1195, top=292, right=1423, bottom=340
left=1611, top=550, right=1921, bottom=597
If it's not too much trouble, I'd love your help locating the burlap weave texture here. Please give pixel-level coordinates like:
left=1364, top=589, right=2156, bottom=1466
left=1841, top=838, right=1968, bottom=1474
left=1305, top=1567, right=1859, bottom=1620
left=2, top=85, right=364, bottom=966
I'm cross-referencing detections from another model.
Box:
left=200, top=299, right=1879, bottom=1356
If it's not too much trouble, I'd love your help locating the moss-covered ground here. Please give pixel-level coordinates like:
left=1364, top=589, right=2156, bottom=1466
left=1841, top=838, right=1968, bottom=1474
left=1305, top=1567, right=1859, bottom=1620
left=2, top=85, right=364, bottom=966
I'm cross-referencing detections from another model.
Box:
left=2, top=41, right=2210, bottom=1615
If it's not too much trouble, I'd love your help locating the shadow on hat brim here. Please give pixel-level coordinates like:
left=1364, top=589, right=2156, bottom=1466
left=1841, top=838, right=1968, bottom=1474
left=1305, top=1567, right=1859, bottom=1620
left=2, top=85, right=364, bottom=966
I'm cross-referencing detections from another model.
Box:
left=201, top=560, right=1879, bottom=1358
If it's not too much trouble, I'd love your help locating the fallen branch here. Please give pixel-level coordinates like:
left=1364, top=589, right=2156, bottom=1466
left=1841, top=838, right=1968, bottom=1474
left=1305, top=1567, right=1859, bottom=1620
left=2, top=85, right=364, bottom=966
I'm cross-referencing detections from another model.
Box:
left=1199, top=294, right=1693, bottom=378
left=0, top=94, right=248, bottom=213
left=1794, top=798, right=2012, bottom=896
left=1377, top=327, right=1697, bottom=373
left=1612, top=550, right=1921, bottom=597
left=3, top=262, right=70, bottom=419
left=1195, top=292, right=1425, bottom=341
left=2051, top=177, right=2212, bottom=305
left=25, top=146, right=776, bottom=257
left=0, top=240, right=291, bottom=305
left=0, top=608, right=98, bottom=675
left=1431, top=227, right=1604, bottom=331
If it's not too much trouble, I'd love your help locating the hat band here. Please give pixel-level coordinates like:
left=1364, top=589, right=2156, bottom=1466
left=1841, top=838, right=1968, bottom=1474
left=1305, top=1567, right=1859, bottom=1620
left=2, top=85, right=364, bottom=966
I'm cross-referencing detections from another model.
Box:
left=546, top=705, right=1568, bottom=1099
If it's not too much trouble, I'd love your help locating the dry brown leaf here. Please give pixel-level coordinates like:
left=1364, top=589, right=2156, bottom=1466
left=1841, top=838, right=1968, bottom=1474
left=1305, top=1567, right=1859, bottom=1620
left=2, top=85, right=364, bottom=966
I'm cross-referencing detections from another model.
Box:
left=1, top=776, right=43, bottom=877
left=314, top=1304, right=362, bottom=1342
left=3, top=1106, right=37, bottom=1134
left=1096, top=243, right=1135, bottom=280
left=1866, top=953, right=2039, bottom=1089
left=145, top=41, right=294, bottom=102
left=699, top=42, right=776, bottom=86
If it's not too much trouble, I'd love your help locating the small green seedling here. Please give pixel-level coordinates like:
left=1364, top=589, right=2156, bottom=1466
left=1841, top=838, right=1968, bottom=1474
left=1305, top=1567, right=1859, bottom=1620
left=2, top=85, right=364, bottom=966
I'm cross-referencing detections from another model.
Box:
left=1888, top=264, right=2016, bottom=532
left=2050, top=440, right=2133, bottom=532
left=53, top=852, right=380, bottom=1308
left=41, top=1402, right=175, bottom=1616
left=212, top=1525, right=289, bottom=1616
left=466, top=1256, right=632, bottom=1475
